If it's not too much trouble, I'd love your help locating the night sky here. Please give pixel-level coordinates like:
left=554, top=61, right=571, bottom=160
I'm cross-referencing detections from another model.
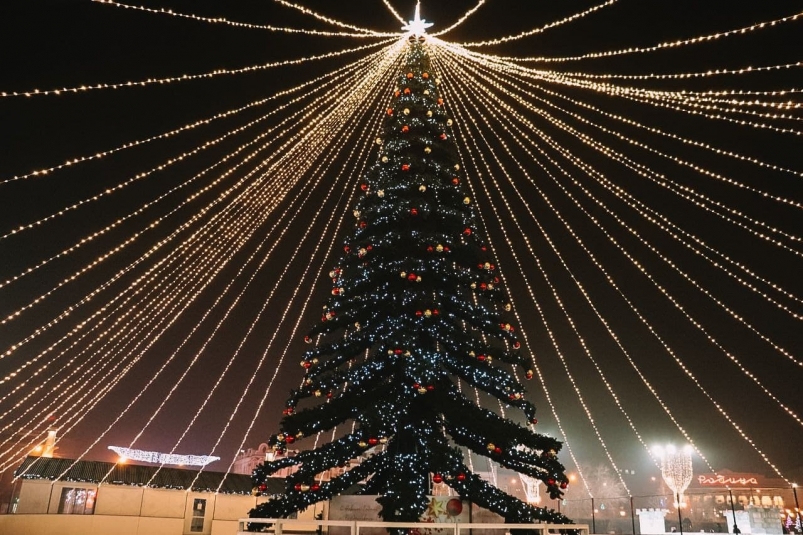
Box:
left=0, top=0, right=802, bottom=499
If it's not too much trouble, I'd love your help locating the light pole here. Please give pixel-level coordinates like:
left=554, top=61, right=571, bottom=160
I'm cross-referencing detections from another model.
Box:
left=729, top=489, right=739, bottom=533
left=654, top=444, right=694, bottom=535
left=793, top=484, right=801, bottom=534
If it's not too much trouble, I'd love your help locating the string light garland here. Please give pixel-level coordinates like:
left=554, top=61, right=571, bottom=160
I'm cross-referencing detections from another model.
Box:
left=143, top=63, right=399, bottom=487
left=554, top=60, right=803, bottom=82
left=455, top=0, right=617, bottom=47
left=380, top=0, right=406, bottom=24
left=445, top=78, right=594, bottom=500
left=0, top=49, right=388, bottom=186
left=0, top=38, right=396, bottom=99
left=430, top=0, right=486, bottom=37
left=92, top=0, right=396, bottom=37
left=443, top=45, right=803, bottom=254
left=435, top=43, right=792, bottom=482
left=272, top=0, right=391, bottom=36
left=442, top=63, right=631, bottom=496
left=7, top=42, right=402, bottom=478
left=442, top=51, right=721, bottom=475
left=483, top=9, right=803, bottom=62
left=0, top=55, right=384, bottom=297
left=446, top=52, right=803, bottom=371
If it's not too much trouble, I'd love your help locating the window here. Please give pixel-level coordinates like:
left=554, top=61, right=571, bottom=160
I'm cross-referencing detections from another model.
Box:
left=191, top=499, right=206, bottom=532
left=58, top=487, right=96, bottom=515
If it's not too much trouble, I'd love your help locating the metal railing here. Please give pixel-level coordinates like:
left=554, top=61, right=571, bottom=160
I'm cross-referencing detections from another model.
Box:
left=238, top=518, right=590, bottom=535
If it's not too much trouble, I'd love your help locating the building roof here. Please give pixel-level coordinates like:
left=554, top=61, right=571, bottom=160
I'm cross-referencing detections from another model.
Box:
left=14, top=456, right=285, bottom=495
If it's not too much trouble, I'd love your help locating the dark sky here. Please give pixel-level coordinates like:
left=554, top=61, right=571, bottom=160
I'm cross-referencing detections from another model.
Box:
left=0, top=0, right=802, bottom=499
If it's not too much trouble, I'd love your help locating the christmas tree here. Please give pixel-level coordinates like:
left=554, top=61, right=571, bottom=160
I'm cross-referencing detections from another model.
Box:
left=250, top=37, right=571, bottom=526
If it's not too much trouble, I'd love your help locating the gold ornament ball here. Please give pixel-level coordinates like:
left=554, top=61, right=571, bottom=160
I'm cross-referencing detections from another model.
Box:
left=381, top=156, right=389, bottom=163
left=426, top=110, right=433, bottom=117
left=376, top=137, right=383, bottom=145
left=418, top=387, right=428, bottom=394
left=377, top=190, right=385, bottom=198
left=400, top=271, right=407, bottom=278
left=436, top=244, right=444, bottom=252
left=447, top=119, right=453, bottom=126
left=419, top=185, right=427, bottom=192
left=403, top=108, right=410, bottom=115
left=424, top=309, right=432, bottom=317
left=424, top=147, right=432, bottom=154
left=463, top=197, right=471, bottom=205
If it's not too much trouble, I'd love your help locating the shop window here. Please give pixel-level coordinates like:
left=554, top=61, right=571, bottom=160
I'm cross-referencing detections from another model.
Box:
left=58, top=487, right=96, bottom=515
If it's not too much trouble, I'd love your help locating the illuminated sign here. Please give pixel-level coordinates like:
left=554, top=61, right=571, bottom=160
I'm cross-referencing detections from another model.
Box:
left=697, top=475, right=759, bottom=487
left=108, top=446, right=220, bottom=467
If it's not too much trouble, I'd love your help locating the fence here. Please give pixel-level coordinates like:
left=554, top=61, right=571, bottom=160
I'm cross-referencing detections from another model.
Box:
left=238, top=519, right=590, bottom=535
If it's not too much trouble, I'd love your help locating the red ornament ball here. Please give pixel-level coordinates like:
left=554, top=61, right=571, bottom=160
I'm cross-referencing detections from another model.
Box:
left=463, top=228, right=472, bottom=236
left=404, top=88, right=411, bottom=95
left=387, top=108, right=394, bottom=116
left=311, top=483, right=321, bottom=491
left=452, top=178, right=460, bottom=185
left=560, top=481, right=568, bottom=489
left=401, top=164, right=411, bottom=171
left=456, top=473, right=466, bottom=481
left=407, top=72, right=414, bottom=79
left=446, top=499, right=463, bottom=517
left=410, top=208, right=418, bottom=216
left=259, top=484, right=267, bottom=491
left=294, top=483, right=302, bottom=491
left=401, top=125, right=410, bottom=133
left=360, top=183, right=368, bottom=191
left=368, top=437, right=379, bottom=446
left=432, top=474, right=443, bottom=484
left=422, top=72, right=430, bottom=79
left=494, top=446, right=502, bottom=454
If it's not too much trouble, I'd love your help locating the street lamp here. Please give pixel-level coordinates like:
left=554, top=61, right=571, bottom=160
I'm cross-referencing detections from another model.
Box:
left=654, top=444, right=694, bottom=535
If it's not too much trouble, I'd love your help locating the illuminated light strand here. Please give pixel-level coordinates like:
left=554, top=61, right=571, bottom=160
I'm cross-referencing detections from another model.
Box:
left=0, top=46, right=397, bottom=338
left=0, top=50, right=390, bottom=432
left=439, top=44, right=801, bottom=126
left=455, top=57, right=803, bottom=367
left=455, top=0, right=617, bottom=47
left=439, top=52, right=661, bottom=466
left=432, top=56, right=594, bottom=499
left=0, top=37, right=396, bottom=99
left=450, top=50, right=803, bottom=254
left=430, top=0, right=486, bottom=37
left=0, top=49, right=386, bottom=186
left=380, top=0, right=406, bottom=24
left=638, top=90, right=803, bottom=123
left=456, top=61, right=803, bottom=310
left=440, top=57, right=631, bottom=496
left=484, top=78, right=803, bottom=314
left=485, top=10, right=803, bottom=62
left=479, top=73, right=803, bottom=216
left=7, top=49, right=402, bottom=468
left=444, top=47, right=803, bottom=136
left=92, top=0, right=396, bottom=37
left=135, top=62, right=397, bottom=486
left=0, top=85, right=328, bottom=244
left=46, top=47, right=404, bottom=480
left=0, top=58, right=382, bottom=295
left=2, top=223, right=247, bottom=471
left=515, top=80, right=803, bottom=181
left=0, top=68, right=364, bottom=386
left=667, top=93, right=802, bottom=112
left=209, top=69, right=398, bottom=491
left=556, top=60, right=803, bottom=82
left=437, top=47, right=793, bottom=481
left=272, top=0, right=389, bottom=35
left=442, top=50, right=719, bottom=475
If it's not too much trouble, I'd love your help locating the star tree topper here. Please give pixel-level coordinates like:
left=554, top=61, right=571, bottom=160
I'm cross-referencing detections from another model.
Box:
left=402, top=2, right=434, bottom=36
